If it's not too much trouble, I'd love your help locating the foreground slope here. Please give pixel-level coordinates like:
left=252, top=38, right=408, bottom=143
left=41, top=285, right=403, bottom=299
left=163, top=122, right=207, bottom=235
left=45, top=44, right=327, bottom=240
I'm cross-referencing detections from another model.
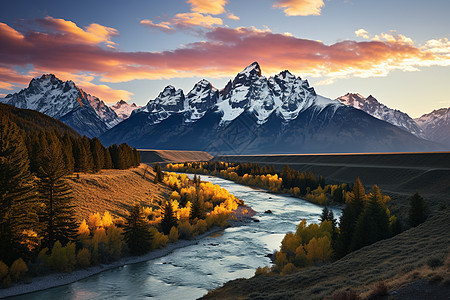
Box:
left=203, top=209, right=450, bottom=299
left=100, top=62, right=442, bottom=154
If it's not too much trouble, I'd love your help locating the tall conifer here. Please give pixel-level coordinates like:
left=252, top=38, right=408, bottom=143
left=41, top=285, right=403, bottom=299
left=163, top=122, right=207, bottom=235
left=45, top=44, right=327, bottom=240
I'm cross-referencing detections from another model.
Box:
left=0, top=117, right=39, bottom=263
left=38, top=139, right=78, bottom=249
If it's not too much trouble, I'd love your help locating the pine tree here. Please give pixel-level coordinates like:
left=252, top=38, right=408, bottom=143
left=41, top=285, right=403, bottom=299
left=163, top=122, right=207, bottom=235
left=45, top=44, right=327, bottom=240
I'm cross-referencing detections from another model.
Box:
left=61, top=134, right=75, bottom=174
left=73, top=138, right=88, bottom=173
left=160, top=201, right=178, bottom=235
left=0, top=117, right=39, bottom=263
left=103, top=147, right=113, bottom=169
left=408, top=192, right=428, bottom=227
left=89, top=138, right=105, bottom=173
left=153, top=163, right=163, bottom=183
left=81, top=136, right=94, bottom=172
left=320, top=207, right=330, bottom=223
left=123, top=204, right=153, bottom=255
left=350, top=185, right=391, bottom=251
left=38, top=139, right=78, bottom=249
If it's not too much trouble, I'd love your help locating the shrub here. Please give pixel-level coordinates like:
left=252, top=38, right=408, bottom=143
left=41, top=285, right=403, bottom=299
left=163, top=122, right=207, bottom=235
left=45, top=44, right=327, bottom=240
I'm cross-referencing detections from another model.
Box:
left=152, top=229, right=169, bottom=249
left=194, top=219, right=208, bottom=235
left=178, top=220, right=194, bottom=239
left=77, top=248, right=91, bottom=268
left=254, top=266, right=271, bottom=276
left=367, top=282, right=388, bottom=300
left=427, top=257, right=443, bottom=269
left=10, top=258, right=28, bottom=281
left=281, top=262, right=296, bottom=275
left=169, top=226, right=179, bottom=242
left=48, top=241, right=76, bottom=272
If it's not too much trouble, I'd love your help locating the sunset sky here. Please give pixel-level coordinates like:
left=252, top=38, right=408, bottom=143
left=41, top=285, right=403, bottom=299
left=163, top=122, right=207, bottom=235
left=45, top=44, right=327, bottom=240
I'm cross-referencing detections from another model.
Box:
left=1, top=0, right=449, bottom=117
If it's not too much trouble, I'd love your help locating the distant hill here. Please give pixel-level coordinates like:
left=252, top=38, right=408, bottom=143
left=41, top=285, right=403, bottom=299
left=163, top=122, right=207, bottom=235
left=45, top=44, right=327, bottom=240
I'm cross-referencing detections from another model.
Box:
left=138, top=149, right=213, bottom=164
left=0, top=102, right=80, bottom=137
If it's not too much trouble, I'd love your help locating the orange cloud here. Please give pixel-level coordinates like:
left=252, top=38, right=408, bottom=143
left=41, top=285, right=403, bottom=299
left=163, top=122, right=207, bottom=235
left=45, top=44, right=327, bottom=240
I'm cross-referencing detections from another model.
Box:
left=140, top=19, right=174, bottom=32
left=37, top=16, right=119, bottom=47
left=1, top=18, right=449, bottom=91
left=187, top=0, right=228, bottom=15
left=273, top=0, right=325, bottom=16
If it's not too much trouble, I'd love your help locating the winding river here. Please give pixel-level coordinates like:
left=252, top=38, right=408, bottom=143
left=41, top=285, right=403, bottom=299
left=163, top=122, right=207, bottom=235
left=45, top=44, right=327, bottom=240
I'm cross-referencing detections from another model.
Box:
left=13, top=175, right=341, bottom=300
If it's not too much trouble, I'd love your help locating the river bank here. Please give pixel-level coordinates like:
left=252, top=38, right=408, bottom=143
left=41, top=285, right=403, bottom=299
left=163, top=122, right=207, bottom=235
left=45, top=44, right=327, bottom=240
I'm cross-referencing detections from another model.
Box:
left=0, top=205, right=256, bottom=299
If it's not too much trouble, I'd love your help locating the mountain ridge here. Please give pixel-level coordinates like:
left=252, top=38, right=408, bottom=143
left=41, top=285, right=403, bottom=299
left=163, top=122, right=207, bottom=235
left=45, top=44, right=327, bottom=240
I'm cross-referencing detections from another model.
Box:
left=100, top=62, right=443, bottom=154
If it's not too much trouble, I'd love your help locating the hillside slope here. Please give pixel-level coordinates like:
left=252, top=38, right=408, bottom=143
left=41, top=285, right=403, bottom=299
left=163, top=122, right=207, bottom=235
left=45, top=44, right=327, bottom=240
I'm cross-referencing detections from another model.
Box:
left=66, top=164, right=171, bottom=221
left=202, top=209, right=450, bottom=299
left=0, top=102, right=80, bottom=136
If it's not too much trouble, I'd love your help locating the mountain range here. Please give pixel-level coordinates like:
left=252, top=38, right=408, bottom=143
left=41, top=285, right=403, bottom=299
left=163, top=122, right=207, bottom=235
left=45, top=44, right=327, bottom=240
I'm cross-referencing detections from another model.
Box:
left=0, top=74, right=138, bottom=137
left=1, top=64, right=448, bottom=153
left=99, top=62, right=444, bottom=154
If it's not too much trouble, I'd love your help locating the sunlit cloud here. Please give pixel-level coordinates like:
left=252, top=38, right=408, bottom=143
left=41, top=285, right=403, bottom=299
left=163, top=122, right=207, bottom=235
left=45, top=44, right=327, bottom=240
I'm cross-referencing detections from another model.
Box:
left=141, top=0, right=235, bottom=31
left=273, top=0, right=325, bottom=16
left=1, top=18, right=450, bottom=94
left=355, top=28, right=369, bottom=39
left=139, top=19, right=174, bottom=32
left=187, top=0, right=228, bottom=15
left=226, top=13, right=240, bottom=21
left=36, top=16, right=119, bottom=47
left=173, top=12, right=223, bottom=28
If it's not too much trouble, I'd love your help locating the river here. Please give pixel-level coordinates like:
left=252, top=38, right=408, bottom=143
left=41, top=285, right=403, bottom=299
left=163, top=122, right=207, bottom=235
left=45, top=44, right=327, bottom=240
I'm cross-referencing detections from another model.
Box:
left=12, top=174, right=341, bottom=300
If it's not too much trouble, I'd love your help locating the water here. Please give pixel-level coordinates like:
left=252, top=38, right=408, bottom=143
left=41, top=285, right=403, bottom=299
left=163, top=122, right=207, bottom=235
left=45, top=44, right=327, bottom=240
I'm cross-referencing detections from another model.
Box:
left=15, top=175, right=341, bottom=300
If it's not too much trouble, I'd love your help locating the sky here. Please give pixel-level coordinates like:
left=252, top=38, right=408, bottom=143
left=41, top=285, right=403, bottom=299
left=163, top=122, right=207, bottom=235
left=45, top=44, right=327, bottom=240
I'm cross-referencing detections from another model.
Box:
left=0, top=0, right=449, bottom=118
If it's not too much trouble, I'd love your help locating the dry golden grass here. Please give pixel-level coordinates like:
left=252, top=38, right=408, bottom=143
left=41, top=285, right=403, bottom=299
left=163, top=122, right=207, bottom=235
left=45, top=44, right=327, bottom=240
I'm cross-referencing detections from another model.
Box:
left=66, top=164, right=171, bottom=221
left=202, top=209, right=450, bottom=299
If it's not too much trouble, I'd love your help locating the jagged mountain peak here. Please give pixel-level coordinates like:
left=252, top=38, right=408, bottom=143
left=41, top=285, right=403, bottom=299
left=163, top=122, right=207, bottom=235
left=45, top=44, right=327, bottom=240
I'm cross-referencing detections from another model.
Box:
left=239, top=61, right=262, bottom=77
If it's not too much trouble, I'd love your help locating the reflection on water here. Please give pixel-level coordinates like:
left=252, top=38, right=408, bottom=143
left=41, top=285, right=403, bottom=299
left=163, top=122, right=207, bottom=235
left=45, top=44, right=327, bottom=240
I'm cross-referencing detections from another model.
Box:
left=14, top=175, right=341, bottom=300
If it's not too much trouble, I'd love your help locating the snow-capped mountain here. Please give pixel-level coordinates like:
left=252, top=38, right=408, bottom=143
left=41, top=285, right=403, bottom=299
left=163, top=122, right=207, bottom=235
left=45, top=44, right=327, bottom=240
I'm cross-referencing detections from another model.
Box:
left=415, top=107, right=450, bottom=146
left=336, top=93, right=424, bottom=138
left=1, top=74, right=121, bottom=137
left=111, top=100, right=141, bottom=120
left=100, top=62, right=442, bottom=154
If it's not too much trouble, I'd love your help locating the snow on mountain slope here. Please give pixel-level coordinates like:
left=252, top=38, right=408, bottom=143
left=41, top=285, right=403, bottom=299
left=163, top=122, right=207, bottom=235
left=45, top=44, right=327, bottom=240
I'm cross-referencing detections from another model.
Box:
left=415, top=107, right=450, bottom=146
left=337, top=93, right=424, bottom=138
left=1, top=74, right=120, bottom=137
left=134, top=62, right=342, bottom=127
left=111, top=100, right=141, bottom=120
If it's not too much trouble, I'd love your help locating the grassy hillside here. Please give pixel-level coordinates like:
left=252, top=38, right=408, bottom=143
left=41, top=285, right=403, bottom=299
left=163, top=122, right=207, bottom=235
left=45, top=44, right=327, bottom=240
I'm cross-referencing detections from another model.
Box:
left=66, top=164, right=171, bottom=221
left=203, top=209, right=450, bottom=299
left=138, top=149, right=213, bottom=164
left=0, top=102, right=80, bottom=136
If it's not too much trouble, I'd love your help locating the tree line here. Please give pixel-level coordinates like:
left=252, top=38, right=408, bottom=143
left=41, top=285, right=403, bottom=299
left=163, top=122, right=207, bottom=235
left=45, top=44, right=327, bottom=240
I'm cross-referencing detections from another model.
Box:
left=25, top=131, right=140, bottom=175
